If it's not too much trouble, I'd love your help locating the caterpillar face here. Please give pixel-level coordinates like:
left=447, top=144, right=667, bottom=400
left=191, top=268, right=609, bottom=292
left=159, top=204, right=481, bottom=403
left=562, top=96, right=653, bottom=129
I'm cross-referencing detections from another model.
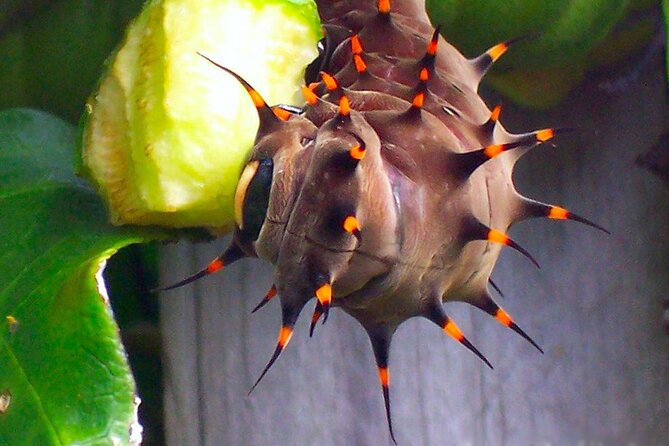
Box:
left=161, top=1, right=608, bottom=442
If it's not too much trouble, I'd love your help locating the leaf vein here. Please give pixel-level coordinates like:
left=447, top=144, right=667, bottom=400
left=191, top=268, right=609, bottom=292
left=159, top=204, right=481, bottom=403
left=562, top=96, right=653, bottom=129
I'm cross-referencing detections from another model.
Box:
left=2, top=340, right=64, bottom=445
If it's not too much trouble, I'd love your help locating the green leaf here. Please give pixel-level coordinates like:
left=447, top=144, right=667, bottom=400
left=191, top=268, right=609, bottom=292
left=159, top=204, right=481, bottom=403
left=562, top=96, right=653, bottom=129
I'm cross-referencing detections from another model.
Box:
left=0, top=0, right=145, bottom=122
left=425, top=0, right=631, bottom=72
left=425, top=0, right=658, bottom=109
left=0, top=109, right=173, bottom=445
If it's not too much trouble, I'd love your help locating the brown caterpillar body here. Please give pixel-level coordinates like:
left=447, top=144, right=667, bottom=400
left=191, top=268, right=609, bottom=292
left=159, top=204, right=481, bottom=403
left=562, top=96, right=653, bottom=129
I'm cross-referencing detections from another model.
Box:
left=161, top=0, right=607, bottom=441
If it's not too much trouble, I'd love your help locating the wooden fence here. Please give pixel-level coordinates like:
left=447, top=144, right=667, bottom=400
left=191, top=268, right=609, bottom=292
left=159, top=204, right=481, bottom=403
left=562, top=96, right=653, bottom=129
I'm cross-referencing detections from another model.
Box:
left=159, top=62, right=669, bottom=445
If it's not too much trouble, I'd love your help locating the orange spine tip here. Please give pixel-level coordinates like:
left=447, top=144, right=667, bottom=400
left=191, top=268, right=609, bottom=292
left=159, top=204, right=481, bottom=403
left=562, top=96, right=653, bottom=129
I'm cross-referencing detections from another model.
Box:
left=443, top=320, right=464, bottom=341
left=248, top=89, right=266, bottom=108
left=351, top=35, right=363, bottom=55
left=536, top=128, right=556, bottom=142
left=278, top=326, right=294, bottom=348
left=377, top=0, right=390, bottom=14
left=548, top=206, right=569, bottom=220
left=490, top=104, right=502, bottom=122
left=427, top=37, right=438, bottom=56
left=321, top=72, right=338, bottom=91
left=339, top=95, right=351, bottom=116
left=419, top=67, right=429, bottom=82
left=353, top=54, right=367, bottom=73
left=266, top=284, right=278, bottom=300
left=316, top=283, right=332, bottom=305
left=206, top=258, right=224, bottom=273
left=378, top=367, right=390, bottom=387
left=349, top=144, right=366, bottom=160
left=495, top=308, right=513, bottom=327
left=483, top=143, right=505, bottom=158
left=412, top=92, right=425, bottom=108
left=487, top=42, right=509, bottom=62
left=272, top=107, right=292, bottom=121
left=343, top=215, right=360, bottom=234
left=302, top=85, right=319, bottom=105
left=487, top=229, right=510, bottom=245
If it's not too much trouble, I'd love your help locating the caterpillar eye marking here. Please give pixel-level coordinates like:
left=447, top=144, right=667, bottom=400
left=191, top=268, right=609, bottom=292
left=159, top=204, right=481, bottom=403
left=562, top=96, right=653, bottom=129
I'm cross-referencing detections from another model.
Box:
left=233, top=158, right=273, bottom=243
left=234, top=160, right=259, bottom=230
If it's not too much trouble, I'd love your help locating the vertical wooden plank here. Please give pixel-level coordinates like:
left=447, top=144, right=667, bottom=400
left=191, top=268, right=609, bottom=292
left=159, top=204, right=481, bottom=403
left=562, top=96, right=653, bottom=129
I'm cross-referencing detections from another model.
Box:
left=159, top=243, right=202, bottom=446
left=160, top=63, right=669, bottom=444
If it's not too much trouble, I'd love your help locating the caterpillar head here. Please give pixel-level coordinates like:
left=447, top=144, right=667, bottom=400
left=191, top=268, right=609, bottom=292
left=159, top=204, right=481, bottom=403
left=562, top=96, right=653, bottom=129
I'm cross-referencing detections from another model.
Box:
left=161, top=1, right=608, bottom=442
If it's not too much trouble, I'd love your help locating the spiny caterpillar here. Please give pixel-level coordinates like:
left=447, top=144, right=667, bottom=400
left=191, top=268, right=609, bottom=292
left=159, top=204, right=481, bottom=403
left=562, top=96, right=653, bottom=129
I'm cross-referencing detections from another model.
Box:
left=159, top=0, right=608, bottom=442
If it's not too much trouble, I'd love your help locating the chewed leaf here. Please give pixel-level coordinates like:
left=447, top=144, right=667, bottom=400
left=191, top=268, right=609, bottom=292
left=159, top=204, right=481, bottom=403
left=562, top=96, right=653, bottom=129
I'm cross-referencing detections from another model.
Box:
left=0, top=109, right=174, bottom=445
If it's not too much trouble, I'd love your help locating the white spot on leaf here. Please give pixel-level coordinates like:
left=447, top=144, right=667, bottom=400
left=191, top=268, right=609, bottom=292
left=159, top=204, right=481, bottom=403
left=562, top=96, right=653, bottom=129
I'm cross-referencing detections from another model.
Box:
left=95, top=258, right=110, bottom=305
left=0, top=390, right=11, bottom=414
left=129, top=396, right=144, bottom=446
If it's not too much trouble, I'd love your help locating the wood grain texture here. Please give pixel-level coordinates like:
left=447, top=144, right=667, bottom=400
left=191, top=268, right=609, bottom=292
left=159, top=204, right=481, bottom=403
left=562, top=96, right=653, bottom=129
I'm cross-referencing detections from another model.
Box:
left=160, top=63, right=669, bottom=445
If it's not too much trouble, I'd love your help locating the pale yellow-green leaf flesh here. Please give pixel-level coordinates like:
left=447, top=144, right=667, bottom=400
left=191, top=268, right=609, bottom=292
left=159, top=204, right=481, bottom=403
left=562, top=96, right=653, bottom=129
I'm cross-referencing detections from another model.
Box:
left=82, top=0, right=321, bottom=231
